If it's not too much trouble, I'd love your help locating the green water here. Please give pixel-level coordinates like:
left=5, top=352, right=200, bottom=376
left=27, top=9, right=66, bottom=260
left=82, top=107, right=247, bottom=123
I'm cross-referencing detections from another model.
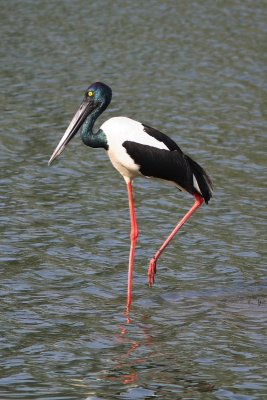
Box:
left=1, top=1, right=266, bottom=399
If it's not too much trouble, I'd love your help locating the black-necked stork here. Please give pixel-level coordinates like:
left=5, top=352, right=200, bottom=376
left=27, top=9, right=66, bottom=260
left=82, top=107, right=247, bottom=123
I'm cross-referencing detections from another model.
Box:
left=48, top=82, right=213, bottom=311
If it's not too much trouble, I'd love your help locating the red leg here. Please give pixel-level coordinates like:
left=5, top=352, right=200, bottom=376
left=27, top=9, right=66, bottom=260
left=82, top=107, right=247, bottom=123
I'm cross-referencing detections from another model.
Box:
left=126, top=181, right=139, bottom=312
left=148, top=193, right=204, bottom=286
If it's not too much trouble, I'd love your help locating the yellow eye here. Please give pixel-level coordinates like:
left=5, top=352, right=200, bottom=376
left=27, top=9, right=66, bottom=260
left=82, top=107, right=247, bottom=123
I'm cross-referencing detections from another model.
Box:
left=88, top=91, right=94, bottom=97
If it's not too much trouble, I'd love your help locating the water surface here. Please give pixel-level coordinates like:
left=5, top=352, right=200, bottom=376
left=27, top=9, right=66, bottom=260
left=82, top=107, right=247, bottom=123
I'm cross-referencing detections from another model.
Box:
left=1, top=1, right=266, bottom=399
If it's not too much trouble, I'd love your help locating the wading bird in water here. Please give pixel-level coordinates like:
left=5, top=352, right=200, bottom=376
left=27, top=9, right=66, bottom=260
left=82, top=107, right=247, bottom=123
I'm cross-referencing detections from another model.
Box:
left=49, top=82, right=213, bottom=312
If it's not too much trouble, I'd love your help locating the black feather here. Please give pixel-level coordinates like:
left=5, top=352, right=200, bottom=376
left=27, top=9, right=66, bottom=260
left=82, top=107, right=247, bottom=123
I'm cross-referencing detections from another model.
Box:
left=185, top=155, right=213, bottom=204
left=143, top=124, right=181, bottom=151
left=123, top=141, right=213, bottom=203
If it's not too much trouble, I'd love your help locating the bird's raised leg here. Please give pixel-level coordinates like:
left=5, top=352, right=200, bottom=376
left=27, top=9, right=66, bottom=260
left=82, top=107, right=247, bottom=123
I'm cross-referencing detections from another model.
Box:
left=148, top=193, right=204, bottom=286
left=126, top=181, right=139, bottom=312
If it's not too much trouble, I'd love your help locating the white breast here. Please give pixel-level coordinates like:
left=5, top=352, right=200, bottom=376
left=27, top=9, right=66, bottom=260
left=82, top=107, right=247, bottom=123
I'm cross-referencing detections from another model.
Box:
left=101, top=117, right=168, bottom=182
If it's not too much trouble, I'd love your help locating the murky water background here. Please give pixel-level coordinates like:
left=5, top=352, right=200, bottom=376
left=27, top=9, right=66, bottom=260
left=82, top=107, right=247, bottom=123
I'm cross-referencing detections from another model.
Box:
left=1, top=1, right=267, bottom=399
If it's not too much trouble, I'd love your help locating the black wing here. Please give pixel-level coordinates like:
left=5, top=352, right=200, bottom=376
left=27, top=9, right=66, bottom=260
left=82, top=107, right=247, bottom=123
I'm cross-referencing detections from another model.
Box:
left=123, top=141, right=213, bottom=204
left=142, top=124, right=182, bottom=152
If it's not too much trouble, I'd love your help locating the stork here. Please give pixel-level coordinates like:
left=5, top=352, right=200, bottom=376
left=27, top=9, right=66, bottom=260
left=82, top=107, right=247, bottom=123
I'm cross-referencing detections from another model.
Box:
left=48, top=82, right=213, bottom=311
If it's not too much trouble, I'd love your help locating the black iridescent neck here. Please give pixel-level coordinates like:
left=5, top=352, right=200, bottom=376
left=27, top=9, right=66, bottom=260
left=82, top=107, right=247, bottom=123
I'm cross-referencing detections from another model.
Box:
left=80, top=102, right=109, bottom=150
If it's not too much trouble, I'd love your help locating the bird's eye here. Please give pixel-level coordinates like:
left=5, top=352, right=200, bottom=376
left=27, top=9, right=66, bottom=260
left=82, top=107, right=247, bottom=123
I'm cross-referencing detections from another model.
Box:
left=88, top=91, right=94, bottom=97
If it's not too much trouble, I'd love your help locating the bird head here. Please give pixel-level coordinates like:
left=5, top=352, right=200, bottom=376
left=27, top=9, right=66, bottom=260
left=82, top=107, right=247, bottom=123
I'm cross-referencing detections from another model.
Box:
left=48, top=82, right=112, bottom=165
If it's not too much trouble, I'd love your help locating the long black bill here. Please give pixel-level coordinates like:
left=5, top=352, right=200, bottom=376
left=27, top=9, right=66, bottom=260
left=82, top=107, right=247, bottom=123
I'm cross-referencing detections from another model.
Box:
left=48, top=99, right=94, bottom=165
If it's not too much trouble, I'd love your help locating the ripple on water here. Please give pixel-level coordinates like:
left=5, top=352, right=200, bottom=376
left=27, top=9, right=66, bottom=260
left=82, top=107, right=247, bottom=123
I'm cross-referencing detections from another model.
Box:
left=1, top=0, right=267, bottom=398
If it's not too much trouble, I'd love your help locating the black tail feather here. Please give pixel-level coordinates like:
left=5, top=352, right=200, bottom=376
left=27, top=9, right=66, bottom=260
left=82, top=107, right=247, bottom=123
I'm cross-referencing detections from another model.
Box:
left=186, top=155, right=213, bottom=204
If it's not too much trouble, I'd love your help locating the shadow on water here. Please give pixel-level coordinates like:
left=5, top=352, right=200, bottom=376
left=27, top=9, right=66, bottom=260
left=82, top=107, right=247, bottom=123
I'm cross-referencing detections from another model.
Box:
left=86, top=312, right=216, bottom=399
left=91, top=284, right=267, bottom=398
